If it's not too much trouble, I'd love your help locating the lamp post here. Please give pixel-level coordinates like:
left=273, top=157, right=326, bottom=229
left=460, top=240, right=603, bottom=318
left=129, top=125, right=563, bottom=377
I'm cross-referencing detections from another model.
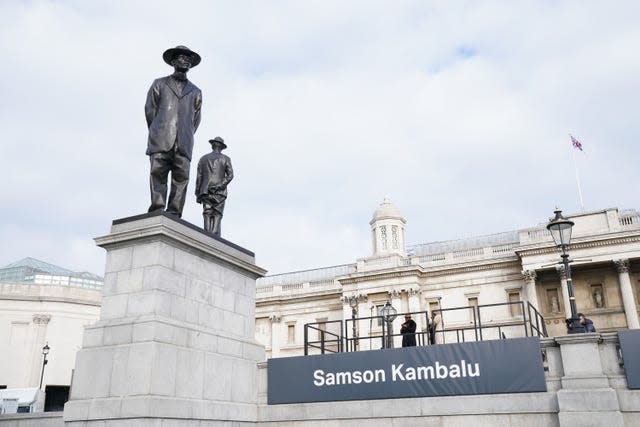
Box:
left=39, top=343, right=50, bottom=390
left=380, top=301, right=397, bottom=348
left=546, top=208, right=585, bottom=333
left=348, top=295, right=359, bottom=351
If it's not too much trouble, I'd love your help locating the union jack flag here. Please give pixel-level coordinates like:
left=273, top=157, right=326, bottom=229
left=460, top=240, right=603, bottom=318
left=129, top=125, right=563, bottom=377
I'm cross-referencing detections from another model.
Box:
left=570, top=135, right=583, bottom=151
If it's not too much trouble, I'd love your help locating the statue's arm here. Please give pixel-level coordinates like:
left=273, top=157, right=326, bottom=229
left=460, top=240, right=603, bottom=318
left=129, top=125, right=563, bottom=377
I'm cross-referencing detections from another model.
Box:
left=193, top=90, right=202, bottom=131
left=195, top=160, right=203, bottom=200
left=223, top=158, right=234, bottom=187
left=144, top=81, right=160, bottom=128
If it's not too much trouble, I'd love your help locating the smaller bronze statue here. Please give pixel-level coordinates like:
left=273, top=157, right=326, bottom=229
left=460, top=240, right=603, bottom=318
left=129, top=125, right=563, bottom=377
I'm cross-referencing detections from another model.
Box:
left=195, top=137, right=234, bottom=236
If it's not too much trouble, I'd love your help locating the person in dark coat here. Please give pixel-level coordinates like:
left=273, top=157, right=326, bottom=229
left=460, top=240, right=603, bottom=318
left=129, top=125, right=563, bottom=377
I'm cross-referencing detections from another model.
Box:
left=578, top=313, right=597, bottom=332
left=145, top=45, right=203, bottom=218
left=401, top=314, right=417, bottom=347
left=195, top=137, right=234, bottom=236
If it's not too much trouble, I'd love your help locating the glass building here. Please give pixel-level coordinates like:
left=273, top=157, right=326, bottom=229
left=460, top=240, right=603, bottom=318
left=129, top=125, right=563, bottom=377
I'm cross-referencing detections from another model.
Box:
left=0, top=257, right=103, bottom=289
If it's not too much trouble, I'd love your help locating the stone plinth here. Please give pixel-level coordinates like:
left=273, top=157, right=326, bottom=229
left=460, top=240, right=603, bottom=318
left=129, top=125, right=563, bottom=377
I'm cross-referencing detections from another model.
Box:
left=555, top=333, right=624, bottom=427
left=63, top=212, right=266, bottom=426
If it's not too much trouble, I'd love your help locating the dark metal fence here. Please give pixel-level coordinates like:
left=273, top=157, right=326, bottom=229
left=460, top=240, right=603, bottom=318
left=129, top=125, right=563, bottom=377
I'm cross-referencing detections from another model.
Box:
left=527, top=303, right=548, bottom=337
left=303, top=301, right=547, bottom=355
left=303, top=319, right=343, bottom=355
left=344, top=310, right=431, bottom=352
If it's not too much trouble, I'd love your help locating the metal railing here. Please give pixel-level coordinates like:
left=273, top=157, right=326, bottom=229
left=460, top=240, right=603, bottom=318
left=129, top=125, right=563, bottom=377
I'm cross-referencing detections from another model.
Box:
left=430, top=304, right=479, bottom=344
left=303, top=301, right=547, bottom=355
left=344, top=310, right=432, bottom=351
left=527, top=302, right=548, bottom=337
left=304, top=320, right=343, bottom=355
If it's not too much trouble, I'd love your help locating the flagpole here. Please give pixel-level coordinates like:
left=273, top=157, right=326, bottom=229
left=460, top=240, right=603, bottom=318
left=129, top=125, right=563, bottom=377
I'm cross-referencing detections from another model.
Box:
left=570, top=135, right=585, bottom=212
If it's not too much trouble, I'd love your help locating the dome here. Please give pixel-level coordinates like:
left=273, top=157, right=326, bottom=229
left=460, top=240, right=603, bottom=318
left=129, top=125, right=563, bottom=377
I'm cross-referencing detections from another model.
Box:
left=370, top=197, right=405, bottom=224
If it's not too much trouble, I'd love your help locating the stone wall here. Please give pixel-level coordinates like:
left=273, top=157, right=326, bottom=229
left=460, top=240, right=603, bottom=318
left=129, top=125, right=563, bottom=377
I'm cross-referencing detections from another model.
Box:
left=0, top=412, right=64, bottom=427
left=3, top=332, right=639, bottom=426
left=255, top=332, right=640, bottom=426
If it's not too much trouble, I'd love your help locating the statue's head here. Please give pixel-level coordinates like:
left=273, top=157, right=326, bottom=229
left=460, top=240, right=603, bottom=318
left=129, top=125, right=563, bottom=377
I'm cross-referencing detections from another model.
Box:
left=209, top=137, right=227, bottom=151
left=163, top=45, right=201, bottom=72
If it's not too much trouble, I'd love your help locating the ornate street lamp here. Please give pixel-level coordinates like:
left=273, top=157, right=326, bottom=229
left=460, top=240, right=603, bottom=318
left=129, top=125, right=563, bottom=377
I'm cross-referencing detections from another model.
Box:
left=380, top=301, right=397, bottom=348
left=348, top=295, right=359, bottom=351
left=39, top=343, right=50, bottom=390
left=547, top=208, right=585, bottom=333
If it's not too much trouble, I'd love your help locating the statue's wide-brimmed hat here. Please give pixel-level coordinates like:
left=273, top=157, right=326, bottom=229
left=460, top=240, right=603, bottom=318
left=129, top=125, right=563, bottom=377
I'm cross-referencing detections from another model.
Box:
left=163, top=45, right=201, bottom=67
left=209, top=137, right=227, bottom=149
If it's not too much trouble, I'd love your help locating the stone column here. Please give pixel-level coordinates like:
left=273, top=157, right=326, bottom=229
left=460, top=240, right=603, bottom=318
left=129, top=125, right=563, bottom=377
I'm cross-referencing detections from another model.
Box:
left=29, top=314, right=51, bottom=388
left=356, top=294, right=371, bottom=351
left=407, top=288, right=424, bottom=343
left=269, top=314, right=282, bottom=358
left=521, top=270, right=540, bottom=310
left=556, top=265, right=573, bottom=316
left=64, top=212, right=266, bottom=427
left=555, top=334, right=623, bottom=426
left=340, top=295, right=356, bottom=351
left=340, top=296, right=353, bottom=330
left=614, top=259, right=639, bottom=329
left=389, top=290, right=402, bottom=348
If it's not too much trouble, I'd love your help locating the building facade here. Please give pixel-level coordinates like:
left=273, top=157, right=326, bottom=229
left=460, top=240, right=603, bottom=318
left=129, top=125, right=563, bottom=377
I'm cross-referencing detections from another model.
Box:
left=255, top=199, right=640, bottom=358
left=0, top=258, right=102, bottom=410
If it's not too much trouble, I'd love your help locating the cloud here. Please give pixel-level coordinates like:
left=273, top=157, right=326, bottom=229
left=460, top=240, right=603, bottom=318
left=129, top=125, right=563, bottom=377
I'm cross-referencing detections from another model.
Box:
left=1, top=1, right=639, bottom=275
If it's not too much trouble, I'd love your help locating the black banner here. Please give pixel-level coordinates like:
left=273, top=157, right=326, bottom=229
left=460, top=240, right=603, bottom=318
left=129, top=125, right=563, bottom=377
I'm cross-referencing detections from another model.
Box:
left=619, top=329, right=640, bottom=389
left=268, top=337, right=546, bottom=404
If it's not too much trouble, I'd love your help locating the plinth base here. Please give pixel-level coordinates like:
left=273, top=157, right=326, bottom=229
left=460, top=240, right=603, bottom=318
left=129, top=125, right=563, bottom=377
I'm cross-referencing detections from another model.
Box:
left=64, top=212, right=266, bottom=425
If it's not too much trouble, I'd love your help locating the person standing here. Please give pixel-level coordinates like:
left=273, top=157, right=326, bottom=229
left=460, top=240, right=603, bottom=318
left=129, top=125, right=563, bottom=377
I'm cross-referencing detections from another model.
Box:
left=430, top=310, right=444, bottom=344
left=145, top=45, right=202, bottom=218
left=401, top=314, right=417, bottom=347
left=195, top=137, right=234, bottom=236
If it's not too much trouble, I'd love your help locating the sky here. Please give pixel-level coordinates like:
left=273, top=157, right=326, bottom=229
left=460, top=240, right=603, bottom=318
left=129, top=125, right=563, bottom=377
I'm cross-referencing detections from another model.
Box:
left=1, top=1, right=639, bottom=277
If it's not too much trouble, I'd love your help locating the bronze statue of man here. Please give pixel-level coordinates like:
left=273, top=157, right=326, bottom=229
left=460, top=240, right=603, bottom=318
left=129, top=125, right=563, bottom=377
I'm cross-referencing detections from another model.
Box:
left=145, top=45, right=202, bottom=218
left=195, top=137, right=234, bottom=236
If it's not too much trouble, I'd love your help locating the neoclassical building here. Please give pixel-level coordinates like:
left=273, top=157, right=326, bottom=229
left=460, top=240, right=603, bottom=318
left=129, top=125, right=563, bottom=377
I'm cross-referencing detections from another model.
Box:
left=0, top=258, right=102, bottom=410
left=255, top=199, right=640, bottom=358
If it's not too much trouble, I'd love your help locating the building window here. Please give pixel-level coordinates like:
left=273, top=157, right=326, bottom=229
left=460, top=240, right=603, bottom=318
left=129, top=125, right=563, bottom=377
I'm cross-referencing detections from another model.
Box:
left=546, top=288, right=560, bottom=313
left=467, top=297, right=478, bottom=322
left=428, top=301, right=440, bottom=314
left=591, top=284, right=605, bottom=308
left=380, top=226, right=388, bottom=250
left=508, top=291, right=522, bottom=316
left=287, top=324, right=295, bottom=344
left=316, top=318, right=328, bottom=340
left=392, top=226, right=399, bottom=249
left=375, top=304, right=386, bottom=327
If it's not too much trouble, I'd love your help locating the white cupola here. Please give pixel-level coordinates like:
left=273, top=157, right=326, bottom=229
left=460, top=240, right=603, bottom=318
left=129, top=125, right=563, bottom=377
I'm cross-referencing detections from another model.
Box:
left=369, top=197, right=406, bottom=257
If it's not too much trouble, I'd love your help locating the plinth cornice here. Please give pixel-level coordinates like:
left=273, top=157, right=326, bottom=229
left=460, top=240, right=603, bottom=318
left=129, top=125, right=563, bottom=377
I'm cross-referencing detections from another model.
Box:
left=554, top=333, right=602, bottom=345
left=95, top=212, right=266, bottom=278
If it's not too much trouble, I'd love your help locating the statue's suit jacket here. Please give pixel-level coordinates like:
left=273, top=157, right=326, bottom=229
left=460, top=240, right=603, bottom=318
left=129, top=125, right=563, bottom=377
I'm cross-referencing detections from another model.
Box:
left=145, top=76, right=202, bottom=160
left=195, top=152, right=234, bottom=200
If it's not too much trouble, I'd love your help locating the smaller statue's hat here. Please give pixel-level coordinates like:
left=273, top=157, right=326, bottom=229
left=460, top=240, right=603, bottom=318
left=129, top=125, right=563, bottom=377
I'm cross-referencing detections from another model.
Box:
left=163, top=45, right=201, bottom=67
left=209, top=137, right=227, bottom=149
